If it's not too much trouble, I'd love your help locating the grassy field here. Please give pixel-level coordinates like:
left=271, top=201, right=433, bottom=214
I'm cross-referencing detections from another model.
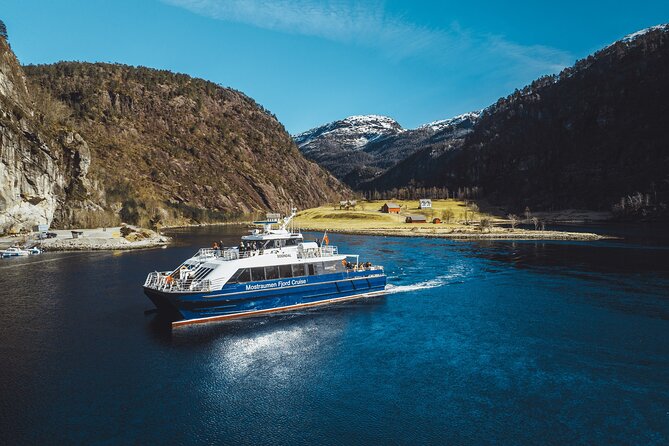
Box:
left=294, top=199, right=491, bottom=231
left=292, top=199, right=607, bottom=241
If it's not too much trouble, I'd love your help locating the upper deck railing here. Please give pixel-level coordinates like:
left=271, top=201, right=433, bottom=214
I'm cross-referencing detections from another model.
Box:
left=297, top=245, right=338, bottom=258
left=192, top=245, right=340, bottom=262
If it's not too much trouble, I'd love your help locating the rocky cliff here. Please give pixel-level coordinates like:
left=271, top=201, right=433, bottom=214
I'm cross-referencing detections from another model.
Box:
left=0, top=36, right=95, bottom=233
left=0, top=34, right=347, bottom=233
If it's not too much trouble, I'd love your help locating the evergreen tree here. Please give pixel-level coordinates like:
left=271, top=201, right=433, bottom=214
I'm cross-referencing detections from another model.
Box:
left=0, top=20, right=7, bottom=40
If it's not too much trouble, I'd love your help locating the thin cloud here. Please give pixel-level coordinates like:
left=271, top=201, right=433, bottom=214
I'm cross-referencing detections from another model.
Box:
left=164, top=0, right=573, bottom=76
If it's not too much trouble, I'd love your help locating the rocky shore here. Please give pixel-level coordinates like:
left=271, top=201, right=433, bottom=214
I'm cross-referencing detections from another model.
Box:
left=0, top=226, right=170, bottom=251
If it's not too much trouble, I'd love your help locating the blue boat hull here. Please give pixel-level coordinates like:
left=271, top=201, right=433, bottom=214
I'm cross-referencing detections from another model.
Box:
left=144, top=270, right=387, bottom=327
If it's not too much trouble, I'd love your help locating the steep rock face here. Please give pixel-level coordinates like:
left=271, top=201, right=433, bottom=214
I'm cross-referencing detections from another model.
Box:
left=0, top=36, right=118, bottom=233
left=0, top=37, right=65, bottom=232
left=295, top=113, right=478, bottom=188
left=368, top=25, right=669, bottom=211
left=23, top=62, right=347, bottom=227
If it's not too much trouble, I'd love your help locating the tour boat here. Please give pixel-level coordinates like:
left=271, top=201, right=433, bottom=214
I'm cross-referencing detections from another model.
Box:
left=143, top=209, right=387, bottom=328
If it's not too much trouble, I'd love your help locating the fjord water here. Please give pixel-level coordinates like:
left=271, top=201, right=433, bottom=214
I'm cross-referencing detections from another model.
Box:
left=1, top=226, right=668, bottom=445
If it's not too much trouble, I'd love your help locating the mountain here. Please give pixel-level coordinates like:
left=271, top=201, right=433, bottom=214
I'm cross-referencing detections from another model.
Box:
left=366, top=24, right=669, bottom=214
left=0, top=34, right=348, bottom=233
left=294, top=115, right=403, bottom=184
left=0, top=36, right=95, bottom=233
left=294, top=112, right=479, bottom=187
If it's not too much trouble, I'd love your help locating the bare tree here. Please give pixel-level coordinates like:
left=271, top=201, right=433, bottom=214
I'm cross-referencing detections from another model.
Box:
left=507, top=214, right=519, bottom=230
left=531, top=216, right=539, bottom=230
left=465, top=202, right=479, bottom=225
left=524, top=206, right=531, bottom=223
left=442, top=209, right=454, bottom=223
left=480, top=218, right=492, bottom=232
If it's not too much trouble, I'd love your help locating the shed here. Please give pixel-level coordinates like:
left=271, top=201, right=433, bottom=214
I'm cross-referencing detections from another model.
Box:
left=432, top=218, right=441, bottom=224
left=381, top=202, right=401, bottom=214
left=405, top=214, right=427, bottom=223
left=419, top=199, right=432, bottom=209
left=339, top=200, right=357, bottom=210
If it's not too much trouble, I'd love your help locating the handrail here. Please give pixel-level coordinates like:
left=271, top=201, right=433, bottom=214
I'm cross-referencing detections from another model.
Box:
left=193, top=245, right=340, bottom=262
left=144, top=271, right=227, bottom=292
left=193, top=247, right=277, bottom=261
left=297, top=245, right=338, bottom=259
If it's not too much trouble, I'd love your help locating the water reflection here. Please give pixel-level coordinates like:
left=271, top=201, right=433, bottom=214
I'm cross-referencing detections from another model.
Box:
left=213, top=318, right=344, bottom=381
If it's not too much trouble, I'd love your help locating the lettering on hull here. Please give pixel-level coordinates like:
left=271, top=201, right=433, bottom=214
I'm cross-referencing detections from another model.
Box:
left=245, top=278, right=308, bottom=291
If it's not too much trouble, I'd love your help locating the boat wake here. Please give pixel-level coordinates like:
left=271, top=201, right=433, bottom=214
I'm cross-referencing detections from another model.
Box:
left=385, top=263, right=470, bottom=294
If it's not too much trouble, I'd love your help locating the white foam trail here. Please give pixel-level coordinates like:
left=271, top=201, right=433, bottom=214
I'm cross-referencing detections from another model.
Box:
left=385, top=277, right=447, bottom=294
left=386, top=262, right=470, bottom=294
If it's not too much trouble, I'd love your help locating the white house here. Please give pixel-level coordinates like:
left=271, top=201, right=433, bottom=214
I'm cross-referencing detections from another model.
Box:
left=419, top=199, right=432, bottom=209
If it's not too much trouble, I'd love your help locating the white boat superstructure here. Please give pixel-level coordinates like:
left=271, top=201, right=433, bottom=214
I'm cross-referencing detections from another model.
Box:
left=144, top=209, right=378, bottom=293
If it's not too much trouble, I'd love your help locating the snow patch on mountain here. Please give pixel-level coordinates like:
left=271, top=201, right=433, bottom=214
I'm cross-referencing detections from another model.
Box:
left=294, top=115, right=404, bottom=152
left=418, top=111, right=481, bottom=132
left=621, top=23, right=669, bottom=43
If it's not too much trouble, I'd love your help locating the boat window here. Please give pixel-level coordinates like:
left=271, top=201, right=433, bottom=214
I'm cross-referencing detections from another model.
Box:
left=279, top=264, right=293, bottom=278
left=292, top=263, right=306, bottom=277
left=285, top=238, right=299, bottom=246
left=308, top=263, right=315, bottom=276
left=237, top=268, right=251, bottom=283
left=228, top=268, right=250, bottom=284
left=315, top=261, right=345, bottom=275
left=265, top=265, right=279, bottom=280
left=251, top=267, right=266, bottom=281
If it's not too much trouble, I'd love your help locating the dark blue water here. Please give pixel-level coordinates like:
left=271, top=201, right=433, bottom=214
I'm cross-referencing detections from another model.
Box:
left=1, top=226, right=668, bottom=445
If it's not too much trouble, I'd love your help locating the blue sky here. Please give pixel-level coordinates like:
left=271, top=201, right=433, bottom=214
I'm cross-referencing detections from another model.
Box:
left=3, top=1, right=668, bottom=133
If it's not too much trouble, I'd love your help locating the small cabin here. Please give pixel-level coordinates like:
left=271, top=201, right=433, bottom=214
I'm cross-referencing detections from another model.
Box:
left=432, top=218, right=441, bottom=224
left=381, top=202, right=401, bottom=214
left=419, top=199, right=432, bottom=209
left=405, top=214, right=427, bottom=223
left=339, top=200, right=357, bottom=210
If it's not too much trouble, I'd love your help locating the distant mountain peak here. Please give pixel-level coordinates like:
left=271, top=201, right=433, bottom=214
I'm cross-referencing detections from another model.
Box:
left=418, top=111, right=481, bottom=132
left=620, top=23, right=669, bottom=43
left=294, top=114, right=403, bottom=153
left=293, top=111, right=481, bottom=187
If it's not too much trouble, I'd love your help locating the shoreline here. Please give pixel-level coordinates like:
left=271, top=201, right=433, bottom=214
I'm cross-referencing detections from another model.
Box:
left=0, top=226, right=170, bottom=252
left=294, top=225, right=611, bottom=241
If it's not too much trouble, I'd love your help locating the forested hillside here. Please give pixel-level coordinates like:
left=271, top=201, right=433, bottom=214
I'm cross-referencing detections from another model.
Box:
left=366, top=25, right=669, bottom=216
